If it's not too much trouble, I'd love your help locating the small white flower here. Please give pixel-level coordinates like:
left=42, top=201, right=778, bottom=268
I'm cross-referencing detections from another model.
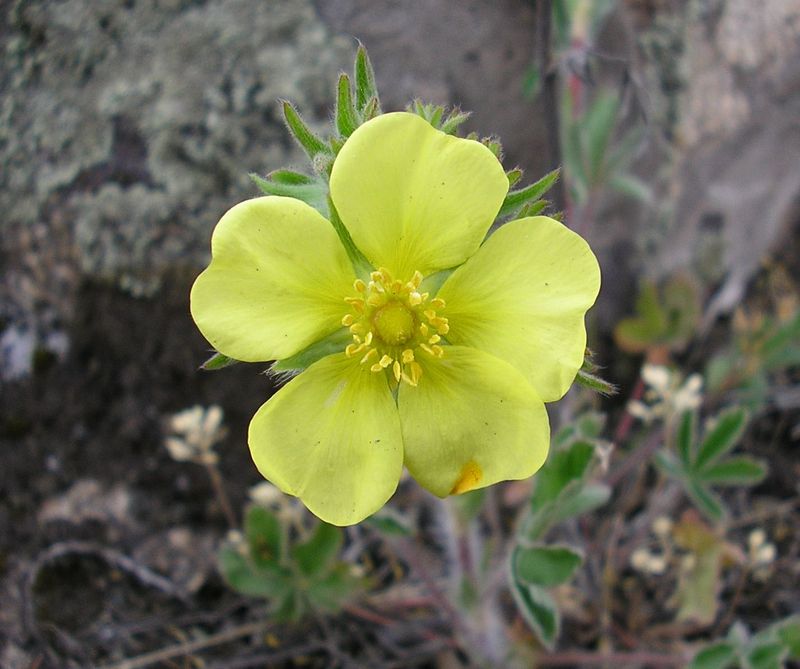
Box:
left=653, top=516, right=673, bottom=538
left=630, top=366, right=704, bottom=423
left=164, top=405, right=227, bottom=465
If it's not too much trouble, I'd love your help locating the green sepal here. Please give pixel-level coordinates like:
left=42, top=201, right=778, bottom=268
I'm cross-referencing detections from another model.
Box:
left=440, top=109, right=472, bottom=135
left=354, top=43, right=380, bottom=112
left=335, top=73, right=359, bottom=137
left=574, top=368, right=618, bottom=395
left=281, top=100, right=333, bottom=162
left=201, top=351, right=240, bottom=370
left=250, top=172, right=329, bottom=217
left=270, top=328, right=352, bottom=374
left=498, top=168, right=561, bottom=218
left=327, top=197, right=374, bottom=278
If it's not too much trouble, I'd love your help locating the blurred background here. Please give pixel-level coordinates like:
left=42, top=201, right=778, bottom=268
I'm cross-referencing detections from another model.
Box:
left=1, top=1, right=799, bottom=667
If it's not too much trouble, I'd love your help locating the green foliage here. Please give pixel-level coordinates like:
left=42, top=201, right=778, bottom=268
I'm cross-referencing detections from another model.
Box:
left=614, top=276, right=701, bottom=354
left=219, top=506, right=362, bottom=621
left=655, top=407, right=767, bottom=522
left=706, top=309, right=800, bottom=412
left=498, top=168, right=561, bottom=220
left=561, top=91, right=650, bottom=206
left=691, top=617, right=800, bottom=669
left=510, top=412, right=610, bottom=648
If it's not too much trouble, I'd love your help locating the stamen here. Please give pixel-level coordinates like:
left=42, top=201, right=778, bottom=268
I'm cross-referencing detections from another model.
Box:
left=341, top=268, right=448, bottom=387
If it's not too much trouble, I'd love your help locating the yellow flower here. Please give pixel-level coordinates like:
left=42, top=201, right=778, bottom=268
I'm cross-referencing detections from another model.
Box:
left=191, top=112, right=600, bottom=526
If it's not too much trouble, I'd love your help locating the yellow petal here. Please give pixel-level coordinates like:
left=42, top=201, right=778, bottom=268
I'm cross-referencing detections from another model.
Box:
left=190, top=197, right=355, bottom=362
left=398, top=346, right=549, bottom=497
left=438, top=216, right=600, bottom=402
left=329, top=112, right=508, bottom=279
left=249, top=353, right=403, bottom=526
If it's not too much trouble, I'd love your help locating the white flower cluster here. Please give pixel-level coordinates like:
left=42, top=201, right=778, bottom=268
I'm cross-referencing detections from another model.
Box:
left=747, top=528, right=777, bottom=581
left=628, top=364, right=703, bottom=423
left=164, top=405, right=227, bottom=466
left=630, top=515, right=673, bottom=575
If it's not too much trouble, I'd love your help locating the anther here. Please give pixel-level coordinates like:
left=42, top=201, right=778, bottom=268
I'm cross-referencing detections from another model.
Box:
left=430, top=298, right=446, bottom=309
left=428, top=334, right=441, bottom=344
left=392, top=360, right=402, bottom=382
left=401, top=349, right=415, bottom=363
left=342, top=314, right=354, bottom=326
left=360, top=348, right=378, bottom=364
left=409, top=291, right=422, bottom=306
left=346, top=342, right=366, bottom=357
left=354, top=279, right=366, bottom=292
left=378, top=354, right=393, bottom=368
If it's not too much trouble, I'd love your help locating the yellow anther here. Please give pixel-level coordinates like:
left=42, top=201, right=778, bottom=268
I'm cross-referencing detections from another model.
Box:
left=341, top=267, right=447, bottom=386
left=346, top=342, right=366, bottom=357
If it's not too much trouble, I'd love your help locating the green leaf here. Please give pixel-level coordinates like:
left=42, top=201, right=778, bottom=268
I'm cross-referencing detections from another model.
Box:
left=335, top=73, right=359, bottom=137
left=654, top=450, right=686, bottom=479
left=522, top=65, right=541, bottom=99
left=250, top=173, right=329, bottom=217
left=498, top=168, right=561, bottom=218
left=218, top=545, right=291, bottom=599
left=747, top=643, right=786, bottom=669
left=677, top=410, right=697, bottom=467
left=511, top=580, right=560, bottom=650
left=270, top=328, right=352, bottom=374
left=685, top=478, right=726, bottom=523
left=689, top=642, right=738, bottom=669
left=513, top=545, right=583, bottom=587
left=354, top=43, right=379, bottom=111
left=306, top=566, right=361, bottom=612
left=585, top=94, right=619, bottom=182
left=282, top=101, right=332, bottom=161
left=576, top=411, right=606, bottom=439
left=530, top=440, right=595, bottom=508
left=292, top=522, right=342, bottom=578
left=698, top=457, right=767, bottom=486
left=610, top=173, right=653, bottom=203
left=775, top=616, right=800, bottom=657
left=245, top=506, right=282, bottom=567
left=548, top=483, right=611, bottom=524
left=201, top=351, right=239, bottom=370
left=365, top=508, right=413, bottom=536
left=694, top=407, right=748, bottom=470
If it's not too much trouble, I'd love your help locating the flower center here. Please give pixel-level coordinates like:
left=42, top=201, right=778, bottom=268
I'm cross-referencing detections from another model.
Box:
left=341, top=267, right=449, bottom=387
left=373, top=301, right=415, bottom=345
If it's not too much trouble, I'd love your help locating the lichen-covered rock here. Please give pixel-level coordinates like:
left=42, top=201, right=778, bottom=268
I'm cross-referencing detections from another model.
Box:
left=1, top=0, right=350, bottom=326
